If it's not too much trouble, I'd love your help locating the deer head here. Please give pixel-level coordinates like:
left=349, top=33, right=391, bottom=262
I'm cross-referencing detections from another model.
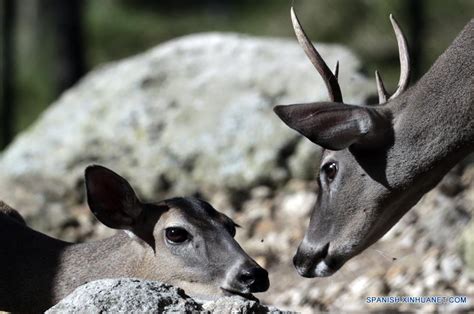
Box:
left=274, top=8, right=473, bottom=277
left=0, top=166, right=270, bottom=312
left=84, top=165, right=269, bottom=298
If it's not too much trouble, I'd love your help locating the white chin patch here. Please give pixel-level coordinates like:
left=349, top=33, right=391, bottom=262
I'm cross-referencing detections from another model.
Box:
left=314, top=261, right=335, bottom=277
left=124, top=230, right=137, bottom=239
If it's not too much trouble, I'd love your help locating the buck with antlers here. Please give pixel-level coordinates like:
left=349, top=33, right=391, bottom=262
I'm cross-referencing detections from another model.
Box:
left=275, top=8, right=473, bottom=277
left=0, top=165, right=269, bottom=312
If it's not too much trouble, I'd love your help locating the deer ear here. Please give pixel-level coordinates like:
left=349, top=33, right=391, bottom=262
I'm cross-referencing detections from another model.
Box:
left=85, top=165, right=142, bottom=230
left=274, top=102, right=389, bottom=150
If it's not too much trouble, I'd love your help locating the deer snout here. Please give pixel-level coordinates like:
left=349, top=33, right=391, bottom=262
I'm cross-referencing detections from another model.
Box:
left=293, top=241, right=335, bottom=277
left=224, top=262, right=269, bottom=295
left=236, top=265, right=269, bottom=293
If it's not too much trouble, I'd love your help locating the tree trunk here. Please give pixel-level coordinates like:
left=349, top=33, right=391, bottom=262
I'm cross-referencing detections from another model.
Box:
left=1, top=0, right=15, bottom=149
left=50, top=0, right=85, bottom=93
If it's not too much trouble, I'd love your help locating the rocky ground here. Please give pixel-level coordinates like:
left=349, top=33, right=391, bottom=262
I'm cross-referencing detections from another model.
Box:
left=0, top=33, right=472, bottom=312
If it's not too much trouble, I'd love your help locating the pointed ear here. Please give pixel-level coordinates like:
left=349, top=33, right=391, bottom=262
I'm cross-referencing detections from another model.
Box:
left=85, top=165, right=142, bottom=230
left=273, top=102, right=390, bottom=150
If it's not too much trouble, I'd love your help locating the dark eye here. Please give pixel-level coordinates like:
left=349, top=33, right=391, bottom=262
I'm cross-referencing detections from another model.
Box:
left=165, top=227, right=189, bottom=243
left=321, top=162, right=338, bottom=182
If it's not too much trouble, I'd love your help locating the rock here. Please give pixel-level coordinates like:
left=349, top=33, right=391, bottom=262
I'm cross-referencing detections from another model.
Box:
left=422, top=249, right=440, bottom=276
left=348, top=276, right=386, bottom=298
left=442, top=301, right=474, bottom=313
left=322, top=282, right=344, bottom=303
left=46, top=278, right=202, bottom=313
left=46, top=278, right=283, bottom=313
left=461, top=221, right=474, bottom=274
left=404, top=284, right=424, bottom=296
left=348, top=276, right=371, bottom=297
left=278, top=288, right=305, bottom=308
left=287, top=138, right=320, bottom=180
left=201, top=296, right=280, bottom=313
left=424, top=273, right=442, bottom=290
left=415, top=192, right=471, bottom=248
left=440, top=254, right=463, bottom=282
left=0, top=32, right=373, bottom=232
left=398, top=227, right=416, bottom=248
left=385, top=265, right=410, bottom=289
left=279, top=190, right=316, bottom=219
left=250, top=186, right=273, bottom=200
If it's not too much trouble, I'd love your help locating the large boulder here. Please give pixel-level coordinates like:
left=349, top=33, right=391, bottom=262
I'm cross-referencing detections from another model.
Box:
left=0, top=33, right=373, bottom=233
left=46, top=278, right=281, bottom=313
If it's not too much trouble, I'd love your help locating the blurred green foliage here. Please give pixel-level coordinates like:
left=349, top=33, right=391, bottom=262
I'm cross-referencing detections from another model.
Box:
left=2, top=0, right=473, bottom=151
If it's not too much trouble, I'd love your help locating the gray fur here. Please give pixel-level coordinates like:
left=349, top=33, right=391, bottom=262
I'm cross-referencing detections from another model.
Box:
left=277, top=19, right=473, bottom=277
left=0, top=166, right=268, bottom=312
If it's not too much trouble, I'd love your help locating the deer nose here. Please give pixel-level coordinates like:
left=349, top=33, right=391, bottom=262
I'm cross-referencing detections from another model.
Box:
left=293, top=242, right=329, bottom=277
left=236, top=265, right=269, bottom=293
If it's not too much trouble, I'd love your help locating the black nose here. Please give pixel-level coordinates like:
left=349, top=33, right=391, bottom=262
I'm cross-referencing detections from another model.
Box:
left=237, top=266, right=269, bottom=293
left=293, top=242, right=329, bottom=277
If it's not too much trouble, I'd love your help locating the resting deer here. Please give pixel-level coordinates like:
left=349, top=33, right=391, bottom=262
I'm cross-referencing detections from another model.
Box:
left=274, top=7, right=473, bottom=277
left=0, top=165, right=269, bottom=312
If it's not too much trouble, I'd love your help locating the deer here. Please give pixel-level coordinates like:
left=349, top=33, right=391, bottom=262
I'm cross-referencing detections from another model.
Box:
left=274, top=7, right=473, bottom=278
left=0, top=165, right=269, bottom=312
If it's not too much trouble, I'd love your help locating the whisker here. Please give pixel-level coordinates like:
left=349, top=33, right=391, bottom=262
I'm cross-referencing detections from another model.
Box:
left=371, top=248, right=398, bottom=261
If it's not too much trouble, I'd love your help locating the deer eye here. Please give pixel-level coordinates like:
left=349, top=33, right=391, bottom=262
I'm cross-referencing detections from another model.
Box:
left=321, top=162, right=338, bottom=182
left=165, top=227, right=189, bottom=243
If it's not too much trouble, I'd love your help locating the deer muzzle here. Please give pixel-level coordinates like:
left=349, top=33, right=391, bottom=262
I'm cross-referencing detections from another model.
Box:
left=293, top=241, right=345, bottom=277
left=221, top=260, right=269, bottom=297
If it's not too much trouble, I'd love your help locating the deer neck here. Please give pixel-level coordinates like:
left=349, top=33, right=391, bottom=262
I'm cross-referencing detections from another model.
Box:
left=387, top=19, right=473, bottom=192
left=52, top=231, right=151, bottom=302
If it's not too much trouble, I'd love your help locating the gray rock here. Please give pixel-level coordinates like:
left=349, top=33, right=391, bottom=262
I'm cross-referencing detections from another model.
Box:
left=440, top=254, right=462, bottom=282
left=46, top=278, right=284, bottom=313
left=279, top=190, right=316, bottom=219
left=462, top=221, right=474, bottom=274
left=46, top=278, right=202, bottom=313
left=202, top=295, right=281, bottom=313
left=0, top=32, right=373, bottom=230
left=287, top=138, right=321, bottom=180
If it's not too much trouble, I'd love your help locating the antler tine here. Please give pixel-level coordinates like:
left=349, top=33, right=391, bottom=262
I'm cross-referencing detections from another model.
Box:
left=375, top=70, right=388, bottom=103
left=334, top=61, right=339, bottom=80
left=389, top=14, right=411, bottom=100
left=290, top=7, right=343, bottom=102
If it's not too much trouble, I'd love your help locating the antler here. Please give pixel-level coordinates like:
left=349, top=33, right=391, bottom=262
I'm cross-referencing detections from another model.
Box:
left=375, top=70, right=389, bottom=103
left=375, top=14, right=411, bottom=103
left=291, top=7, right=343, bottom=103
